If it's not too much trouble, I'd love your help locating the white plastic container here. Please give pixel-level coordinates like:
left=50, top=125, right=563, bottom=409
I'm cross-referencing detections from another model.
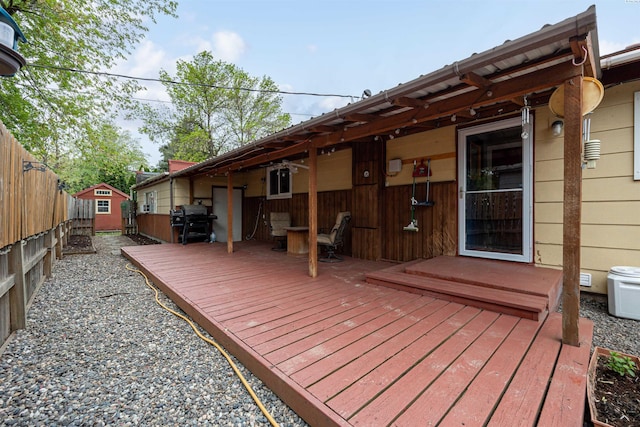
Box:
left=607, top=266, right=640, bottom=320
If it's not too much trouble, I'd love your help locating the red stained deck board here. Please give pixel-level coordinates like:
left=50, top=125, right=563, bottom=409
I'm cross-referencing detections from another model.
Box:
left=249, top=290, right=400, bottom=355
left=392, top=314, right=520, bottom=426
left=200, top=281, right=329, bottom=319
left=122, top=244, right=590, bottom=427
left=289, top=295, right=438, bottom=388
left=268, top=292, right=418, bottom=370
left=307, top=299, right=456, bottom=403
left=438, top=317, right=542, bottom=426
left=487, top=312, right=564, bottom=427
left=537, top=317, right=594, bottom=427
left=326, top=305, right=481, bottom=420
left=226, top=284, right=382, bottom=336
left=241, top=287, right=392, bottom=346
left=348, top=310, right=500, bottom=426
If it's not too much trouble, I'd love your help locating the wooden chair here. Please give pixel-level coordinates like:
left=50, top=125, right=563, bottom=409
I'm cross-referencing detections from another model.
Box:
left=270, top=212, right=291, bottom=251
left=318, top=211, right=351, bottom=262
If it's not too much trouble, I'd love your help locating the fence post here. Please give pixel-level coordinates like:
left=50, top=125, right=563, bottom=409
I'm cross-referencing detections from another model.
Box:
left=56, top=224, right=63, bottom=259
left=44, top=228, right=55, bottom=277
left=8, top=241, right=26, bottom=330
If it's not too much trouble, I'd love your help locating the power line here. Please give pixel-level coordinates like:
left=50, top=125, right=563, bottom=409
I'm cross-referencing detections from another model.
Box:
left=26, top=63, right=359, bottom=99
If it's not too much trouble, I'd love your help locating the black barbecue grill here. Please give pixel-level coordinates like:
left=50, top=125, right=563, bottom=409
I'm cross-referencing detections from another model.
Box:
left=170, top=204, right=217, bottom=245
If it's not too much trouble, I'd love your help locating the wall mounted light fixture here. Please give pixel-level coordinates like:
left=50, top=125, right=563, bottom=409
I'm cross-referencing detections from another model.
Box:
left=23, top=160, right=47, bottom=172
left=551, top=120, right=564, bottom=137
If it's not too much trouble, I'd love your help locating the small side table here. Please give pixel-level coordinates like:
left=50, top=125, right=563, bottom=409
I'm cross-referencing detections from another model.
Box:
left=284, top=226, right=309, bottom=255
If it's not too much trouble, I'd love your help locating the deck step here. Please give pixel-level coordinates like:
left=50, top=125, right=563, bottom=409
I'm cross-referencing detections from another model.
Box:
left=366, top=270, right=549, bottom=321
left=405, top=256, right=563, bottom=310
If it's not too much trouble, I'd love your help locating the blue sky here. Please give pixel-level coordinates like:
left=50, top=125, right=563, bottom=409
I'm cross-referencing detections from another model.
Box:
left=116, top=1, right=640, bottom=165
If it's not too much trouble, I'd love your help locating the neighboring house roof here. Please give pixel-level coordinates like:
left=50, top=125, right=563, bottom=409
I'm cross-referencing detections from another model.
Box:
left=135, top=170, right=164, bottom=185
left=132, top=171, right=169, bottom=190
left=73, top=182, right=129, bottom=199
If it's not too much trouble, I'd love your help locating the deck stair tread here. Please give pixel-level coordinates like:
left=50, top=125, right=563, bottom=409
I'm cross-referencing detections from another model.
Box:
left=405, top=256, right=562, bottom=299
left=366, top=269, right=548, bottom=319
left=365, top=257, right=561, bottom=320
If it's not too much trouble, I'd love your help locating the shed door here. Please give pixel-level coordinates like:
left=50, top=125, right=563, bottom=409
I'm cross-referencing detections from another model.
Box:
left=212, top=187, right=243, bottom=242
left=457, top=117, right=533, bottom=262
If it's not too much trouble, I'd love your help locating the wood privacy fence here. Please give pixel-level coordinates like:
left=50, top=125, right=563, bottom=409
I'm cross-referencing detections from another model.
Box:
left=0, top=120, right=84, bottom=348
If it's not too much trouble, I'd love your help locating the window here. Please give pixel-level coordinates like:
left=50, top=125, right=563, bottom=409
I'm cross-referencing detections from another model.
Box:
left=94, top=189, right=112, bottom=196
left=96, top=199, right=111, bottom=214
left=634, top=91, right=639, bottom=180
left=142, top=191, right=157, bottom=213
left=266, top=166, right=292, bottom=200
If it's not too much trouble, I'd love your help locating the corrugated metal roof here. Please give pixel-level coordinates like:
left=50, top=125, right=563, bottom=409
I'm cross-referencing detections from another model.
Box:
left=152, top=5, right=598, bottom=183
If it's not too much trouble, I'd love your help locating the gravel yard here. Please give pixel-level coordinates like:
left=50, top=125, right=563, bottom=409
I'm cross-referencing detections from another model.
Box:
left=0, top=235, right=307, bottom=427
left=0, top=235, right=638, bottom=426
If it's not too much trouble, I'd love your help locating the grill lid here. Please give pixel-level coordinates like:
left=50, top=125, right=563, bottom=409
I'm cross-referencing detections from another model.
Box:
left=181, top=204, right=208, bottom=216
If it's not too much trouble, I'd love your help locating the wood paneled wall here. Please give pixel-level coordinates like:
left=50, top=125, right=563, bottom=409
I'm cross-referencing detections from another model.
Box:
left=243, top=190, right=352, bottom=253
left=137, top=214, right=174, bottom=243
left=351, top=141, right=384, bottom=260
left=242, top=182, right=457, bottom=263
left=381, top=181, right=458, bottom=262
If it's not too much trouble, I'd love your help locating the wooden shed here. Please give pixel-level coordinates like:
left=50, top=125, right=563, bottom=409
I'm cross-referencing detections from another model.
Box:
left=74, top=183, right=129, bottom=232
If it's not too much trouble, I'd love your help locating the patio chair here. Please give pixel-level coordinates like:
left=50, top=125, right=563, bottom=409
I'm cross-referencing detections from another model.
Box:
left=270, top=212, right=291, bottom=251
left=317, top=211, right=351, bottom=262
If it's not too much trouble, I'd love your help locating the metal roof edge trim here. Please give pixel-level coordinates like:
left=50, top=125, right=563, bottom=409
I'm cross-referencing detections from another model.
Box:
left=171, top=5, right=597, bottom=178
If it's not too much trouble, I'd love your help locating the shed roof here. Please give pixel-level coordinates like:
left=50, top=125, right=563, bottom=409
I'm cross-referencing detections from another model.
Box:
left=136, top=5, right=600, bottom=189
left=74, top=182, right=129, bottom=199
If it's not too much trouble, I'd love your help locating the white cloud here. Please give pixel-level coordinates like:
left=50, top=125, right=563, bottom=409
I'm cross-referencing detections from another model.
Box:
left=319, top=96, right=350, bottom=112
left=599, top=40, right=628, bottom=56
left=307, top=44, right=318, bottom=53
left=126, top=40, right=170, bottom=77
left=212, top=30, right=247, bottom=62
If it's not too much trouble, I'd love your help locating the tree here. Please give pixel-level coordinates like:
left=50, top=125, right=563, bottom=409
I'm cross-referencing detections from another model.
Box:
left=61, top=122, right=147, bottom=194
left=0, top=0, right=177, bottom=170
left=138, top=51, right=291, bottom=164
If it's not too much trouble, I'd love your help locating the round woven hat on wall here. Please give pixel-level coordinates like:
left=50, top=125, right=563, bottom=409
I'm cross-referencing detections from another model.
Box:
left=548, top=77, right=604, bottom=118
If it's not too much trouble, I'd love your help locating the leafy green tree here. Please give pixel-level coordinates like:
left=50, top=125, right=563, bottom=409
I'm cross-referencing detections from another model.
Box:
left=61, top=122, right=147, bottom=194
left=138, top=51, right=291, bottom=164
left=0, top=0, right=177, bottom=170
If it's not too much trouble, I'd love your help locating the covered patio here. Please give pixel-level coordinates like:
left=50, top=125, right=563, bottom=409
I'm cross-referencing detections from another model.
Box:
left=122, top=242, right=593, bottom=426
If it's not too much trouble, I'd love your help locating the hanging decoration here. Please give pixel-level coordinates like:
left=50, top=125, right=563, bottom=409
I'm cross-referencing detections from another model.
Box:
left=521, top=96, right=531, bottom=140
left=403, top=159, right=435, bottom=232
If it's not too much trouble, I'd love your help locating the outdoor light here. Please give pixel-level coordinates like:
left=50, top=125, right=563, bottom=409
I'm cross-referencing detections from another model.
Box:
left=451, top=114, right=457, bottom=122
left=22, top=160, right=47, bottom=172
left=552, top=120, right=564, bottom=137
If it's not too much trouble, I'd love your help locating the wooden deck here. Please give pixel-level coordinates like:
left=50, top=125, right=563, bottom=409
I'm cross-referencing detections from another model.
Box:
left=122, top=241, right=593, bottom=427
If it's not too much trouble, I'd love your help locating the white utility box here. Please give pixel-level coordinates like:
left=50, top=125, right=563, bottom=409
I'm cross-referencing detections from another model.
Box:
left=607, top=266, right=640, bottom=320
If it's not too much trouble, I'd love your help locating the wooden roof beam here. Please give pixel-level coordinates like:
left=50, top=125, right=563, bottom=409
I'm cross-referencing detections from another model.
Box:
left=570, top=34, right=597, bottom=78
left=307, top=125, right=336, bottom=133
left=344, top=113, right=379, bottom=123
left=313, top=60, right=583, bottom=148
left=460, top=72, right=493, bottom=89
left=391, top=96, right=429, bottom=109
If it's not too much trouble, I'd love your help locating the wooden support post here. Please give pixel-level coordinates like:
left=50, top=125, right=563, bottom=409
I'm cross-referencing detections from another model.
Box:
left=308, top=148, right=318, bottom=278
left=55, top=224, right=63, bottom=260
left=8, top=241, right=26, bottom=330
left=227, top=172, right=234, bottom=254
left=44, top=228, right=55, bottom=277
left=562, top=76, right=583, bottom=346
